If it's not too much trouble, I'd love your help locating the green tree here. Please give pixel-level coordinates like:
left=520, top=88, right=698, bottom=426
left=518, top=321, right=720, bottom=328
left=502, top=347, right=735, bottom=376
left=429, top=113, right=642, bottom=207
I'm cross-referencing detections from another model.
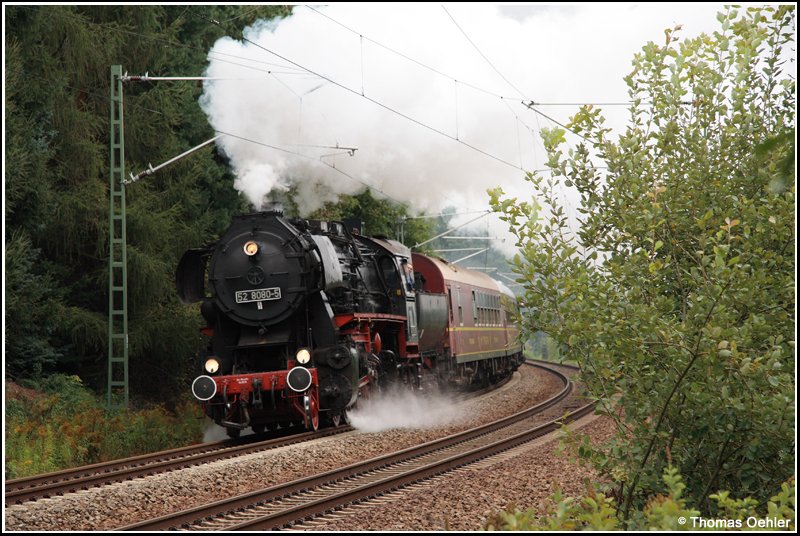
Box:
left=4, top=6, right=290, bottom=402
left=5, top=232, right=62, bottom=378
left=308, top=189, right=434, bottom=248
left=490, top=6, right=795, bottom=518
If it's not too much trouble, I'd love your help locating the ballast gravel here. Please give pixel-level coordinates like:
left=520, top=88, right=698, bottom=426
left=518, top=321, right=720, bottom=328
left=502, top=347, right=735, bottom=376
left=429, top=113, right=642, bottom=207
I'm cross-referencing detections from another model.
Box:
left=301, top=415, right=615, bottom=531
left=4, top=365, right=607, bottom=532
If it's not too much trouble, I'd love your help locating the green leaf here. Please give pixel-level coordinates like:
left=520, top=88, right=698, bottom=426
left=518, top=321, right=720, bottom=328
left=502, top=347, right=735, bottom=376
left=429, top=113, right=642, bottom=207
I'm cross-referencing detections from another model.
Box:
left=767, top=376, right=779, bottom=387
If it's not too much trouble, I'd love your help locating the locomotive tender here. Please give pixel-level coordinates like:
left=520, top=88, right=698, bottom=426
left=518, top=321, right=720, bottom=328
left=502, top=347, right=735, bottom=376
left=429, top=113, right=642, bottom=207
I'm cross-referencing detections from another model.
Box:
left=179, top=210, right=523, bottom=437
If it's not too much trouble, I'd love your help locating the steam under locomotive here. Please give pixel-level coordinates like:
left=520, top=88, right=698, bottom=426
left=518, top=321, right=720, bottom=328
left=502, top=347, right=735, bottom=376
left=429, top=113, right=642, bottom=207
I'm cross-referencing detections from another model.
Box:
left=179, top=210, right=523, bottom=437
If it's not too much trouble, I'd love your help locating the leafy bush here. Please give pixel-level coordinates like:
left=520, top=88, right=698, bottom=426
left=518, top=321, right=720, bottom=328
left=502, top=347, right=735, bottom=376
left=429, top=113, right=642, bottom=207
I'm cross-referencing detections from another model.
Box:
left=5, top=375, right=205, bottom=479
left=482, top=468, right=795, bottom=531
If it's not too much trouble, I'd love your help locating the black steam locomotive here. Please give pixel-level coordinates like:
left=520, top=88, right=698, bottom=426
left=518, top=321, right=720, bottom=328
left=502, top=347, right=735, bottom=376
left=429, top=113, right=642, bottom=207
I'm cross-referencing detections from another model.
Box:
left=179, top=210, right=522, bottom=437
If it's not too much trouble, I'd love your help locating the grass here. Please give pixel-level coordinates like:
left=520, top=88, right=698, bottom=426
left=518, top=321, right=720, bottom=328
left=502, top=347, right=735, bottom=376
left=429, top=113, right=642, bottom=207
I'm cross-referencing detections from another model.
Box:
left=5, top=374, right=205, bottom=479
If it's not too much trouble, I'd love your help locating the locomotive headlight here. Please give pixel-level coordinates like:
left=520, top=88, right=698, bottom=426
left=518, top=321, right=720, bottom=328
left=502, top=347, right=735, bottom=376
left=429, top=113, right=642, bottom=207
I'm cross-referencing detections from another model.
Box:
left=204, top=357, right=220, bottom=374
left=295, top=348, right=311, bottom=365
left=243, top=241, right=259, bottom=256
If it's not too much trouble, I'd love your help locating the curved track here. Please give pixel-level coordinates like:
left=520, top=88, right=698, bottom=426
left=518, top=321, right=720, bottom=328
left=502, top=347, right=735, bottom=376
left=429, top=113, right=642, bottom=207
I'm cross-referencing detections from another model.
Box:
left=120, top=361, right=591, bottom=531
left=5, top=364, right=516, bottom=506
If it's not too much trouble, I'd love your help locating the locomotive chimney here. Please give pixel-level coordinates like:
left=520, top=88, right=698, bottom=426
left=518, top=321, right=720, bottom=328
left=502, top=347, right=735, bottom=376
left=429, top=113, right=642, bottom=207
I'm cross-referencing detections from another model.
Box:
left=264, top=201, right=284, bottom=214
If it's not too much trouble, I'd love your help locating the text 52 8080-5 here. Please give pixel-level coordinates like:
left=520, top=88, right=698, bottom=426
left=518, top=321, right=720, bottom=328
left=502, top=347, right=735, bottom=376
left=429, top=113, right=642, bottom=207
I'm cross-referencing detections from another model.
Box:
left=235, top=287, right=282, bottom=303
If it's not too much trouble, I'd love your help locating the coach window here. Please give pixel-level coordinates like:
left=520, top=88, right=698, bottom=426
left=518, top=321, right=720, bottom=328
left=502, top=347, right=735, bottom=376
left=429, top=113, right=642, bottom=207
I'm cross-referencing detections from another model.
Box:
left=457, top=287, right=463, bottom=326
left=472, top=290, right=478, bottom=324
left=448, top=288, right=454, bottom=322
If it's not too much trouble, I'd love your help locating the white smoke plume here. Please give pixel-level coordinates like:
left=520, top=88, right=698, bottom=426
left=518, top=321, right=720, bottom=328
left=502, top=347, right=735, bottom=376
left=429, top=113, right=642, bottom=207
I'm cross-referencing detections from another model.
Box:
left=199, top=5, right=723, bottom=235
left=199, top=5, right=522, bottom=217
left=203, top=418, right=234, bottom=442
left=347, top=387, right=465, bottom=433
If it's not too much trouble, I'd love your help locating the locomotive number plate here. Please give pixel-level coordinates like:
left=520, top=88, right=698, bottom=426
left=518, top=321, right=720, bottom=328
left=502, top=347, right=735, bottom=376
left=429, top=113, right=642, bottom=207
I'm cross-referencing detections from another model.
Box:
left=235, top=287, right=282, bottom=303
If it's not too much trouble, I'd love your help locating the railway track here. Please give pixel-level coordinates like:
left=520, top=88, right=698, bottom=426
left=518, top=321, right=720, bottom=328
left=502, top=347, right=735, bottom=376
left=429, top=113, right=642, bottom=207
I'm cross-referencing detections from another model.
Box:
left=4, top=425, right=352, bottom=505
left=120, top=362, right=591, bottom=531
left=4, top=362, right=517, bottom=506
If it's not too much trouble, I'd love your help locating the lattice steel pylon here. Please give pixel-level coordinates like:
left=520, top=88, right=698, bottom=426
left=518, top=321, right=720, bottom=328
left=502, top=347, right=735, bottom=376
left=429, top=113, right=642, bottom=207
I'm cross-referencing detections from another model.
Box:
left=107, top=65, right=129, bottom=408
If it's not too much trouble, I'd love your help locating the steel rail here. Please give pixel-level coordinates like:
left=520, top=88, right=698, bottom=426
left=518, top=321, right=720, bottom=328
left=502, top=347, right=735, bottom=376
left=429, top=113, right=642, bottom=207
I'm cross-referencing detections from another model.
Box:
left=232, top=400, right=595, bottom=531
left=6, top=362, right=522, bottom=505
left=118, top=362, right=577, bottom=531
left=4, top=426, right=351, bottom=505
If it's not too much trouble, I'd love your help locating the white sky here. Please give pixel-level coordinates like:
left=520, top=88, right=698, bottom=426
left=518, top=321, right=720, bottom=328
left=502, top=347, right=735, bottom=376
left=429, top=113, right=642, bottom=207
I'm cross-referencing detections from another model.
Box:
left=199, top=3, right=783, bottom=249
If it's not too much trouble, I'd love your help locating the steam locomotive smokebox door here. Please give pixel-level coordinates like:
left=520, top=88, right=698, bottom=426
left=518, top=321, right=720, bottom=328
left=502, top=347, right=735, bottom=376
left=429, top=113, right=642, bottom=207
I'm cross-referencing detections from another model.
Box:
left=207, top=213, right=316, bottom=326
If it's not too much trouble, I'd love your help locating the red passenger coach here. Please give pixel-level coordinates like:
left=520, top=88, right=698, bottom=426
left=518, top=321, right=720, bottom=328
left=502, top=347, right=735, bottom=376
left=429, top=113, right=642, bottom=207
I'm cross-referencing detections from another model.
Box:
left=412, top=253, right=523, bottom=386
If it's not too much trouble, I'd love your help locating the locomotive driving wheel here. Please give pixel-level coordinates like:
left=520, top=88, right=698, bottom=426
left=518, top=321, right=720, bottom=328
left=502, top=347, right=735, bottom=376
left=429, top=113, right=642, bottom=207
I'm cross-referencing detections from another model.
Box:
left=304, top=393, right=320, bottom=431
